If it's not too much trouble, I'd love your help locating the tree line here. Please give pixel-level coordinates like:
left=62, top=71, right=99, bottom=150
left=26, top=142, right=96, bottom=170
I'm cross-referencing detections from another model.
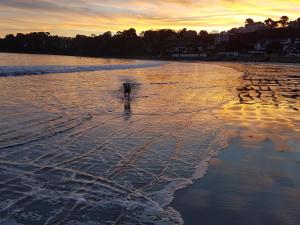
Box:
left=245, top=16, right=295, bottom=28
left=0, top=28, right=214, bottom=58
left=0, top=16, right=300, bottom=58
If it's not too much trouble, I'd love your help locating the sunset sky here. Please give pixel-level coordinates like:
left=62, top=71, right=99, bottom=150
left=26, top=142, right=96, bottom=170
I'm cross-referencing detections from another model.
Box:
left=0, top=0, right=299, bottom=37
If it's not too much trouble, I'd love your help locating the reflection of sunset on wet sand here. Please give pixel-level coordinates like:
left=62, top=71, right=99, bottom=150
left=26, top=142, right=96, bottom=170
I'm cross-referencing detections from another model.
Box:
left=217, top=63, right=300, bottom=152
left=173, top=62, right=300, bottom=225
left=219, top=103, right=300, bottom=151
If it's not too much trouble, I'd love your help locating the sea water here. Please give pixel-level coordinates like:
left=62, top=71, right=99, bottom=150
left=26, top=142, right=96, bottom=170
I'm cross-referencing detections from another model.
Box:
left=0, top=53, right=299, bottom=225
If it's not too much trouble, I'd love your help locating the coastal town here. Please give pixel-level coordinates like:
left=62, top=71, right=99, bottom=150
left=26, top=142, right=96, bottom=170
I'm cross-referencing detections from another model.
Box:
left=170, top=17, right=300, bottom=61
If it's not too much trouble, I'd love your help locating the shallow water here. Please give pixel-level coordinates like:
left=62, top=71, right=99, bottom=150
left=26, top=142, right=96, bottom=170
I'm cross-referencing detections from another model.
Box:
left=0, top=53, right=299, bottom=225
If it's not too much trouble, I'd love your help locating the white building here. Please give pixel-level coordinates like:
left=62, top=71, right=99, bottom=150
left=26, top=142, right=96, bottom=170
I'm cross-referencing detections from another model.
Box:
left=215, top=22, right=268, bottom=45
left=245, top=22, right=267, bottom=33
left=215, top=32, right=231, bottom=45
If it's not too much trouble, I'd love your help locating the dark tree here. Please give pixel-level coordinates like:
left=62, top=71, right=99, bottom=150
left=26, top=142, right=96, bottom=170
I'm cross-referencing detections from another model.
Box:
left=280, top=16, right=289, bottom=27
left=245, top=18, right=254, bottom=25
left=265, top=18, right=277, bottom=28
left=199, top=30, right=209, bottom=50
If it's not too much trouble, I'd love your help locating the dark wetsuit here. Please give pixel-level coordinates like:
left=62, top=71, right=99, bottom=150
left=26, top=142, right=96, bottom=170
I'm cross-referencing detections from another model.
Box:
left=123, top=83, right=131, bottom=99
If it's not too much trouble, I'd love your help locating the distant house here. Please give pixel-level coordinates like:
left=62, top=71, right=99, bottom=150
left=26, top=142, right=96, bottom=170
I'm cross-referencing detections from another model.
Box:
left=254, top=42, right=265, bottom=51
left=215, top=32, right=232, bottom=45
left=215, top=23, right=268, bottom=45
left=170, top=45, right=206, bottom=58
left=248, top=51, right=266, bottom=56
left=284, top=38, right=300, bottom=54
left=244, top=22, right=267, bottom=33
left=254, top=38, right=300, bottom=54
left=215, top=22, right=268, bottom=45
left=171, top=46, right=201, bottom=54
left=171, top=53, right=207, bottom=59
left=225, top=22, right=268, bottom=35
left=216, top=51, right=239, bottom=57
left=294, top=38, right=300, bottom=50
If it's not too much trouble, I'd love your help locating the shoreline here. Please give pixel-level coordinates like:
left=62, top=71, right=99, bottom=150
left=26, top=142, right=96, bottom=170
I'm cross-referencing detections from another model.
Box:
left=1, top=51, right=300, bottom=64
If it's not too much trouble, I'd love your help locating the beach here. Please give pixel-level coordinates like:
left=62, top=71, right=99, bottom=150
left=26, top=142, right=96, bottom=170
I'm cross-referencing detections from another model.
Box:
left=0, top=53, right=299, bottom=225
left=172, top=63, right=300, bottom=225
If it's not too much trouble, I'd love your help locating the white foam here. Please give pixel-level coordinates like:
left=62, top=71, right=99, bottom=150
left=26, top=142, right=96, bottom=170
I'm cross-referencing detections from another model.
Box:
left=0, top=61, right=164, bottom=76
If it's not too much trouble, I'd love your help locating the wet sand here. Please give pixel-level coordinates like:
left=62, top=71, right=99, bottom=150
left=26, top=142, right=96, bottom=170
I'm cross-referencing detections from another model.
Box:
left=0, top=54, right=299, bottom=225
left=172, top=63, right=300, bottom=225
left=172, top=136, right=300, bottom=225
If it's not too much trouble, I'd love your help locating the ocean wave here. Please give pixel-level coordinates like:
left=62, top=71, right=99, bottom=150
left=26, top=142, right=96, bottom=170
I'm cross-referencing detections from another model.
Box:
left=0, top=60, right=240, bottom=225
left=0, top=61, right=164, bottom=76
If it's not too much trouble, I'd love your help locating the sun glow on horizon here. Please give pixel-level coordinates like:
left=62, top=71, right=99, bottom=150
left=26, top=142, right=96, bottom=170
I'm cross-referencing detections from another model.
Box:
left=0, top=0, right=299, bottom=37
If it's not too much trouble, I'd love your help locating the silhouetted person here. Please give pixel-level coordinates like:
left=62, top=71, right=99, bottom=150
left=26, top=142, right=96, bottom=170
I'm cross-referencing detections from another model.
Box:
left=123, top=82, right=131, bottom=100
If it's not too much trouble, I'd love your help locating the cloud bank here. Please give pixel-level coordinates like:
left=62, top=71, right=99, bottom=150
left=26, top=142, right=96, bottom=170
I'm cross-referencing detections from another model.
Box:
left=0, top=0, right=299, bottom=36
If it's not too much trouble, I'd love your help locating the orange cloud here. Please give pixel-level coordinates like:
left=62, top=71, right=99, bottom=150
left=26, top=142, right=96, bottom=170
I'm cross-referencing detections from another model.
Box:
left=0, top=0, right=299, bottom=37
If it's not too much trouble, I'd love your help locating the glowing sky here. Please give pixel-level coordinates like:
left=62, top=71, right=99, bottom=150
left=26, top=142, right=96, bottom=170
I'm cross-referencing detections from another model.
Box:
left=0, top=0, right=299, bottom=37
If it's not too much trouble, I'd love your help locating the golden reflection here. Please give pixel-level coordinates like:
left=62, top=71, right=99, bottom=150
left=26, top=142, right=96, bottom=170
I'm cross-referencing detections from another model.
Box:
left=217, top=102, right=300, bottom=151
left=217, top=63, right=300, bottom=152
